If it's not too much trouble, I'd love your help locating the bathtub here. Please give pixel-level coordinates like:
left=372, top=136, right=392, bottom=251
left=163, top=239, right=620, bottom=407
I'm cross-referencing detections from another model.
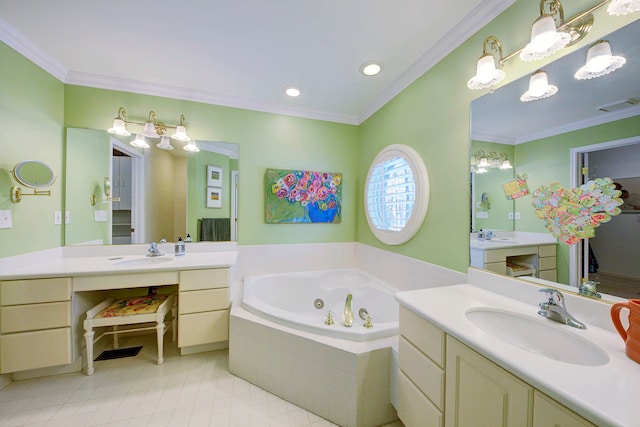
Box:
left=241, top=269, right=399, bottom=341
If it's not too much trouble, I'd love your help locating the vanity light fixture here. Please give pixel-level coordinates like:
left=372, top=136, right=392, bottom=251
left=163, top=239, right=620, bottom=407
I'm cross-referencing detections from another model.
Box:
left=107, top=107, right=192, bottom=149
left=156, top=136, right=174, bottom=151
left=519, top=1, right=571, bottom=62
left=471, top=151, right=513, bottom=171
left=574, top=40, right=626, bottom=80
left=499, top=153, right=513, bottom=169
left=607, top=0, right=640, bottom=15
left=467, top=36, right=505, bottom=90
left=478, top=157, right=490, bottom=168
left=520, top=70, right=558, bottom=102
left=183, top=140, right=200, bottom=153
left=476, top=166, right=489, bottom=174
left=130, top=134, right=150, bottom=149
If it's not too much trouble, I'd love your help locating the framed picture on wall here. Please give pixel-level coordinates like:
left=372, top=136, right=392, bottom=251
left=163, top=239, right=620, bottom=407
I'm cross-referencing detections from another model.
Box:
left=207, top=165, right=223, bottom=187
left=206, top=187, right=222, bottom=208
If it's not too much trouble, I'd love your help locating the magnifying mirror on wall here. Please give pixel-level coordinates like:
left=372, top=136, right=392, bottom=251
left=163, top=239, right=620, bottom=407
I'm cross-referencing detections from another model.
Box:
left=10, top=160, right=56, bottom=203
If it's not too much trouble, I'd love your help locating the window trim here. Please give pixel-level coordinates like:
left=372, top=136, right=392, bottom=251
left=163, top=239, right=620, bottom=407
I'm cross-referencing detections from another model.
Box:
left=364, top=144, right=429, bottom=245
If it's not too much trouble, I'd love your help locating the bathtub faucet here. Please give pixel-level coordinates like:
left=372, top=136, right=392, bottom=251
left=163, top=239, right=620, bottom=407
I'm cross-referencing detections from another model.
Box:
left=343, top=294, right=354, bottom=327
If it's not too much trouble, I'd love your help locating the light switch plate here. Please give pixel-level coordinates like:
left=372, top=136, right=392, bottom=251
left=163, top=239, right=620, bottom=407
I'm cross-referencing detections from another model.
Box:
left=0, top=210, right=12, bottom=229
left=509, top=212, right=514, bottom=220
left=476, top=211, right=488, bottom=219
left=515, top=212, right=521, bottom=220
left=65, top=211, right=70, bottom=224
left=94, top=210, right=108, bottom=222
left=54, top=211, right=62, bottom=225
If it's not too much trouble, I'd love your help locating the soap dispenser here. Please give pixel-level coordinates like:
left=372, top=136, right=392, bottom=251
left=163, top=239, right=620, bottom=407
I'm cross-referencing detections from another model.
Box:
left=185, top=233, right=192, bottom=243
left=175, top=237, right=186, bottom=256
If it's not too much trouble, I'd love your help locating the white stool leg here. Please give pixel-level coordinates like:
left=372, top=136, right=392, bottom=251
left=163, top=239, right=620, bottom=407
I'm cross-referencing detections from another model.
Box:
left=113, top=325, right=120, bottom=349
left=84, top=329, right=95, bottom=375
left=156, top=321, right=165, bottom=365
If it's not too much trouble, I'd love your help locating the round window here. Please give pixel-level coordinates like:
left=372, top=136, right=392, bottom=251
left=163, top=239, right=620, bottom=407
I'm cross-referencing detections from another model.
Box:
left=364, top=144, right=429, bottom=245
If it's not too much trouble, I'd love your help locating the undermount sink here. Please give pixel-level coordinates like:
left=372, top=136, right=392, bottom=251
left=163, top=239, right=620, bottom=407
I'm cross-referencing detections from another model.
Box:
left=466, top=308, right=609, bottom=366
left=113, top=257, right=174, bottom=266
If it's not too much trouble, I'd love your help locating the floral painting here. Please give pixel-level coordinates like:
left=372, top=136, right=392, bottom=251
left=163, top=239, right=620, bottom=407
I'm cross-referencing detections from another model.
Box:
left=265, top=168, right=342, bottom=223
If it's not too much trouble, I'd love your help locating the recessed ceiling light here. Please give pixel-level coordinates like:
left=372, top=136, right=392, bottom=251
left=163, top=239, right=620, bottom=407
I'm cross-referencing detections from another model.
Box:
left=361, top=62, right=382, bottom=76
left=284, top=86, right=302, bottom=97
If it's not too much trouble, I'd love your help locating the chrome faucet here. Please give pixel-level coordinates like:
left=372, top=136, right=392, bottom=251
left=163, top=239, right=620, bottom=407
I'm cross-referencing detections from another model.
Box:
left=578, top=279, right=601, bottom=299
left=343, top=294, right=354, bottom=327
left=537, top=288, right=586, bottom=329
left=147, top=242, right=165, bottom=257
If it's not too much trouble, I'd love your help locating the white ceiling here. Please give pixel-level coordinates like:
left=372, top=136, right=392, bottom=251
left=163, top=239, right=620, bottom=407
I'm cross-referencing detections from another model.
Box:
left=0, top=0, right=513, bottom=125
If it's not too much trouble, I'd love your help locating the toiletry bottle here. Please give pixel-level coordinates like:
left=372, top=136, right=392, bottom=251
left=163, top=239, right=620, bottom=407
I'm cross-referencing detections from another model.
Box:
left=175, top=237, right=186, bottom=256
left=185, top=233, right=192, bottom=243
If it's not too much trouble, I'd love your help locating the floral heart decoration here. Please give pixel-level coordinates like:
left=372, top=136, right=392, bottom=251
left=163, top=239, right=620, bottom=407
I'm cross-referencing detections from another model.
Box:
left=531, top=177, right=623, bottom=245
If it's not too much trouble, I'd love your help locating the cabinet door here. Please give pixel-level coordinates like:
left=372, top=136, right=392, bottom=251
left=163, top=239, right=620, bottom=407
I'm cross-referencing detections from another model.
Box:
left=533, top=391, right=596, bottom=427
left=445, top=336, right=533, bottom=427
left=117, top=156, right=132, bottom=210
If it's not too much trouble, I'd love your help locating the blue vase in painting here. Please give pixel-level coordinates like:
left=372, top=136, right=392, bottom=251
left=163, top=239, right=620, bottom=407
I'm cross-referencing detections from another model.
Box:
left=307, top=201, right=339, bottom=223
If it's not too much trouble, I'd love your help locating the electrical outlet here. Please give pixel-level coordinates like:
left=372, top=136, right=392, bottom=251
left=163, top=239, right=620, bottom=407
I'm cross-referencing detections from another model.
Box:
left=54, top=211, right=62, bottom=225
left=0, top=210, right=12, bottom=229
left=65, top=211, right=70, bottom=224
left=509, top=212, right=514, bottom=220
left=515, top=212, right=521, bottom=220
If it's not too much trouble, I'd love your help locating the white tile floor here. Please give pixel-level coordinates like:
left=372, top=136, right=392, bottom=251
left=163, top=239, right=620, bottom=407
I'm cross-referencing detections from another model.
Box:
left=0, top=335, right=404, bottom=427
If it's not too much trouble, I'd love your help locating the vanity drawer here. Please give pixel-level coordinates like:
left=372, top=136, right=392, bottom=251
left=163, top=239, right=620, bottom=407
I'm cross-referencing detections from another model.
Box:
left=397, top=370, right=443, bottom=427
left=0, top=328, right=72, bottom=373
left=539, top=245, right=557, bottom=257
left=539, top=256, right=556, bottom=271
left=539, top=269, right=557, bottom=282
left=179, top=288, right=228, bottom=314
left=178, top=309, right=229, bottom=347
left=73, top=271, right=178, bottom=291
left=1, top=302, right=71, bottom=333
left=1, top=278, right=71, bottom=305
left=180, top=268, right=229, bottom=291
left=484, top=261, right=506, bottom=275
left=400, top=306, right=445, bottom=367
left=399, top=336, right=445, bottom=410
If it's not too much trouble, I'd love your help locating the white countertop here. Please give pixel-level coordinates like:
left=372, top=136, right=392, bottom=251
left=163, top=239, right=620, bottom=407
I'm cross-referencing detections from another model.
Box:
left=396, top=284, right=636, bottom=427
left=0, top=243, right=237, bottom=280
left=470, top=231, right=557, bottom=251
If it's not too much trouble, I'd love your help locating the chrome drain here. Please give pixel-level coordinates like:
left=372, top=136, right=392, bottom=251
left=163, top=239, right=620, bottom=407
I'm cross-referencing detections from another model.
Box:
left=314, top=298, right=324, bottom=309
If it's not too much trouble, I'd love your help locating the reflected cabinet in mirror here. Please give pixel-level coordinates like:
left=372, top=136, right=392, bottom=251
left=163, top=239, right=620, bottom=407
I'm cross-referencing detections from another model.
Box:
left=470, top=20, right=640, bottom=299
left=64, top=128, right=238, bottom=246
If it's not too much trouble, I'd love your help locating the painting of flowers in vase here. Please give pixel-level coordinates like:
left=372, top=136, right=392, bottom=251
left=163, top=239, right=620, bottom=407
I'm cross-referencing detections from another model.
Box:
left=265, top=168, right=342, bottom=223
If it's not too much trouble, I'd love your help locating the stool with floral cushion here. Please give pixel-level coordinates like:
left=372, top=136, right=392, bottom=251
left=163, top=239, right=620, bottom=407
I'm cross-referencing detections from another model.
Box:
left=83, top=291, right=177, bottom=375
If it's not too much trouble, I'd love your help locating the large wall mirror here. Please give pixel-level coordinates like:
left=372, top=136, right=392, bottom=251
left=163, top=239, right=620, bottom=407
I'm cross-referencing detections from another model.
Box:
left=64, top=128, right=239, bottom=246
left=470, top=20, right=640, bottom=299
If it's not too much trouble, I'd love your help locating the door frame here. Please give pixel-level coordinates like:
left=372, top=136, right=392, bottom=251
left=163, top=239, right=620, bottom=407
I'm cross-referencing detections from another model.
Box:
left=110, top=138, right=145, bottom=244
left=569, top=135, right=640, bottom=286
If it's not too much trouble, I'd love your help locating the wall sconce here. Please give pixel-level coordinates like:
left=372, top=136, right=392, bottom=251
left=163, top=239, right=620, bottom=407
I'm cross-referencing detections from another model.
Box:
left=107, top=107, right=196, bottom=152
left=467, top=36, right=506, bottom=90
left=607, top=0, right=640, bottom=15
left=574, top=40, right=626, bottom=80
left=90, top=177, right=120, bottom=206
left=520, top=70, right=558, bottom=102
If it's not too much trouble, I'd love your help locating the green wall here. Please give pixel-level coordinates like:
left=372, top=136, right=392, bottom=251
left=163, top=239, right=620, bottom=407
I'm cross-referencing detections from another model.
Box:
left=0, top=43, right=64, bottom=258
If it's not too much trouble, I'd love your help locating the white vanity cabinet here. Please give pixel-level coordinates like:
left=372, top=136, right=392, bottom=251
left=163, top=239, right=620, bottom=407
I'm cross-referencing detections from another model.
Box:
left=0, top=277, right=73, bottom=373
left=470, top=243, right=557, bottom=281
left=178, top=268, right=229, bottom=350
left=398, top=306, right=596, bottom=427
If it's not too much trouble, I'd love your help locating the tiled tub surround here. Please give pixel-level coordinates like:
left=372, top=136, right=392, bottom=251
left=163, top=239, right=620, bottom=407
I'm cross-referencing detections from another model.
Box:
left=241, top=269, right=399, bottom=341
left=230, top=305, right=398, bottom=427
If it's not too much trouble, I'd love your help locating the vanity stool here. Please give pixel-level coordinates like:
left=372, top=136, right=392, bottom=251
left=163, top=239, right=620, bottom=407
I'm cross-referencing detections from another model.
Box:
left=83, top=292, right=177, bottom=375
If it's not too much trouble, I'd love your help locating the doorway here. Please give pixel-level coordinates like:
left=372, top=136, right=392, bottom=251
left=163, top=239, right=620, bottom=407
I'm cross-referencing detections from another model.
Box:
left=570, top=136, right=640, bottom=297
left=111, top=138, right=145, bottom=244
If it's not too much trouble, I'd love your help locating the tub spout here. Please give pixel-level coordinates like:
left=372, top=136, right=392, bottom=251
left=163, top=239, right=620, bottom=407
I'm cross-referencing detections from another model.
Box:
left=343, top=294, right=354, bottom=327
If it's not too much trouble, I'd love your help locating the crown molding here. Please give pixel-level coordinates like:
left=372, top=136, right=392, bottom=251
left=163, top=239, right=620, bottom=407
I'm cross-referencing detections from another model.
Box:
left=471, top=106, right=640, bottom=145
left=198, top=141, right=239, bottom=159
left=0, top=17, right=67, bottom=81
left=357, top=0, right=516, bottom=124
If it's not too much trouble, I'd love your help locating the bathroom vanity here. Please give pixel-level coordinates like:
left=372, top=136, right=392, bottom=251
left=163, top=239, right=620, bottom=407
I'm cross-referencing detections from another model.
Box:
left=470, top=232, right=558, bottom=281
left=0, top=243, right=236, bottom=376
left=395, top=271, right=635, bottom=427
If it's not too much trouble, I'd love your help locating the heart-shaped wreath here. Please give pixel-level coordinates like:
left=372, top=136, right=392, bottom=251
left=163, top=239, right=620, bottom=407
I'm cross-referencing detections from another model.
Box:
left=531, top=177, right=623, bottom=245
